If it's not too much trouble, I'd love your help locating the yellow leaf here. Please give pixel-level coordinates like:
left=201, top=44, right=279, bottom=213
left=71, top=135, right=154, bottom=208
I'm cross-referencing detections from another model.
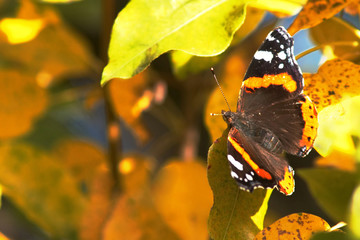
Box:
left=0, top=232, right=9, bottom=240
left=314, top=96, right=360, bottom=156
left=0, top=70, right=47, bottom=139
left=152, top=160, right=212, bottom=240
left=254, top=213, right=330, bottom=240
left=250, top=0, right=305, bottom=17
left=288, top=0, right=355, bottom=35
left=303, top=59, right=360, bottom=112
left=0, top=18, right=44, bottom=44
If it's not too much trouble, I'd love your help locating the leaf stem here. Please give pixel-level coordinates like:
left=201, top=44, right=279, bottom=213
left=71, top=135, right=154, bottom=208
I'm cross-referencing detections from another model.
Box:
left=101, top=0, right=122, bottom=191
left=296, top=41, right=359, bottom=60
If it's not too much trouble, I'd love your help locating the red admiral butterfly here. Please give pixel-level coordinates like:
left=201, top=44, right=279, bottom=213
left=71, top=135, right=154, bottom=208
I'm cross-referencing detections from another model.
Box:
left=221, top=26, right=318, bottom=196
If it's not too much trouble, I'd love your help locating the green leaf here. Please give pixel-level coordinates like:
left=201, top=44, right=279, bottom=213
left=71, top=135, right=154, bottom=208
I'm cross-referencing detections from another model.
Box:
left=101, top=0, right=250, bottom=84
left=0, top=143, right=87, bottom=239
left=310, top=231, right=351, bottom=240
left=170, top=6, right=265, bottom=80
left=207, top=130, right=271, bottom=240
left=298, top=168, right=359, bottom=222
left=349, top=184, right=360, bottom=238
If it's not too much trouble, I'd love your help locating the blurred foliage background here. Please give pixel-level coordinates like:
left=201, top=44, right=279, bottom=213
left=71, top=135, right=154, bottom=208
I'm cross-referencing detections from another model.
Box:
left=0, top=0, right=360, bottom=239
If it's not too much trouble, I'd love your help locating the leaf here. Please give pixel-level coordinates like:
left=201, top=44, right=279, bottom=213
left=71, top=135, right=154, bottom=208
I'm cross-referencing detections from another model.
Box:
left=0, top=143, right=87, bottom=238
left=298, top=168, right=359, bottom=222
left=170, top=6, right=265, bottom=79
left=108, top=70, right=154, bottom=142
left=309, top=17, right=360, bottom=62
left=0, top=0, right=44, bottom=44
left=313, top=96, right=360, bottom=157
left=207, top=130, right=272, bottom=240
left=0, top=233, right=9, bottom=240
left=349, top=184, right=360, bottom=238
left=52, top=140, right=107, bottom=186
left=303, top=59, right=360, bottom=113
left=103, top=155, right=180, bottom=240
left=287, top=0, right=355, bottom=35
left=315, top=150, right=356, bottom=171
left=0, top=69, right=47, bottom=139
left=101, top=0, right=249, bottom=84
left=249, top=0, right=305, bottom=16
left=310, top=231, right=350, bottom=240
left=41, top=0, right=81, bottom=2
left=80, top=164, right=114, bottom=240
left=0, top=2, right=99, bottom=85
left=254, top=213, right=330, bottom=240
left=152, top=160, right=212, bottom=240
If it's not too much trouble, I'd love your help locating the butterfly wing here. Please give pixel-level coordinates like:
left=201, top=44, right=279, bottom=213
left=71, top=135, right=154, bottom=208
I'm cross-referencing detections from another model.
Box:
left=237, top=26, right=317, bottom=156
left=227, top=127, right=294, bottom=195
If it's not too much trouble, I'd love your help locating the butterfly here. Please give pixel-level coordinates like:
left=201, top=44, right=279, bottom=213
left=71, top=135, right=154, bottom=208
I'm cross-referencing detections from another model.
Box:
left=222, top=26, right=318, bottom=196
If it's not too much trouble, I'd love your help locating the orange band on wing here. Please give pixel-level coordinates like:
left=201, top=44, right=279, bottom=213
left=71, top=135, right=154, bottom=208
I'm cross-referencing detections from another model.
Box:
left=228, top=136, right=272, bottom=180
left=243, top=73, right=297, bottom=93
left=278, top=166, right=295, bottom=196
left=299, top=96, right=318, bottom=150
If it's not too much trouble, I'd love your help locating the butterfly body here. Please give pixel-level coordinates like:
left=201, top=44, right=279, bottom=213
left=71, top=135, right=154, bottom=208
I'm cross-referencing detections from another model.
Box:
left=223, top=26, right=318, bottom=196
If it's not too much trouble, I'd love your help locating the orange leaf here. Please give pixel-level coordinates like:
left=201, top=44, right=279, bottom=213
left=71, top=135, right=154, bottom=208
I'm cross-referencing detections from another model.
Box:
left=303, top=59, right=360, bottom=112
left=0, top=1, right=99, bottom=85
left=315, top=150, right=356, bottom=171
left=152, top=160, right=212, bottom=240
left=0, top=70, right=47, bottom=139
left=103, top=155, right=179, bottom=240
left=309, top=17, right=360, bottom=62
left=109, top=70, right=159, bottom=143
left=254, top=213, right=330, bottom=240
left=288, top=0, right=355, bottom=35
left=80, top=164, right=114, bottom=240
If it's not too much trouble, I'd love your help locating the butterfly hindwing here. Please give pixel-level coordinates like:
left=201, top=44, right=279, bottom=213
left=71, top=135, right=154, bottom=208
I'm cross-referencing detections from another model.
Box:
left=227, top=127, right=295, bottom=195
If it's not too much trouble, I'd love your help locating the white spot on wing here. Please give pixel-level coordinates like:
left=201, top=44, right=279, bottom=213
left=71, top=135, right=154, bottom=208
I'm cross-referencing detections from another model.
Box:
left=227, top=154, right=243, bottom=171
left=277, top=51, right=287, bottom=60
left=231, top=171, right=239, bottom=179
left=254, top=50, right=273, bottom=62
left=280, top=44, right=284, bottom=49
left=279, top=63, right=284, bottom=69
left=246, top=174, right=253, bottom=181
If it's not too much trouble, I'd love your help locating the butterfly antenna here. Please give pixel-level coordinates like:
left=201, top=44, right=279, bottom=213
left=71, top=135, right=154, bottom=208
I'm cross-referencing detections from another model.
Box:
left=211, top=68, right=231, bottom=112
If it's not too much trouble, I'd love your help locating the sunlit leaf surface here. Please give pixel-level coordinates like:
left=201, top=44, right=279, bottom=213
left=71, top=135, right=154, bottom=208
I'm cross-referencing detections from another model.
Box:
left=207, top=131, right=271, bottom=240
left=288, top=0, right=354, bottom=35
left=101, top=0, right=249, bottom=84
left=152, top=160, right=212, bottom=240
left=254, top=213, right=330, bottom=240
